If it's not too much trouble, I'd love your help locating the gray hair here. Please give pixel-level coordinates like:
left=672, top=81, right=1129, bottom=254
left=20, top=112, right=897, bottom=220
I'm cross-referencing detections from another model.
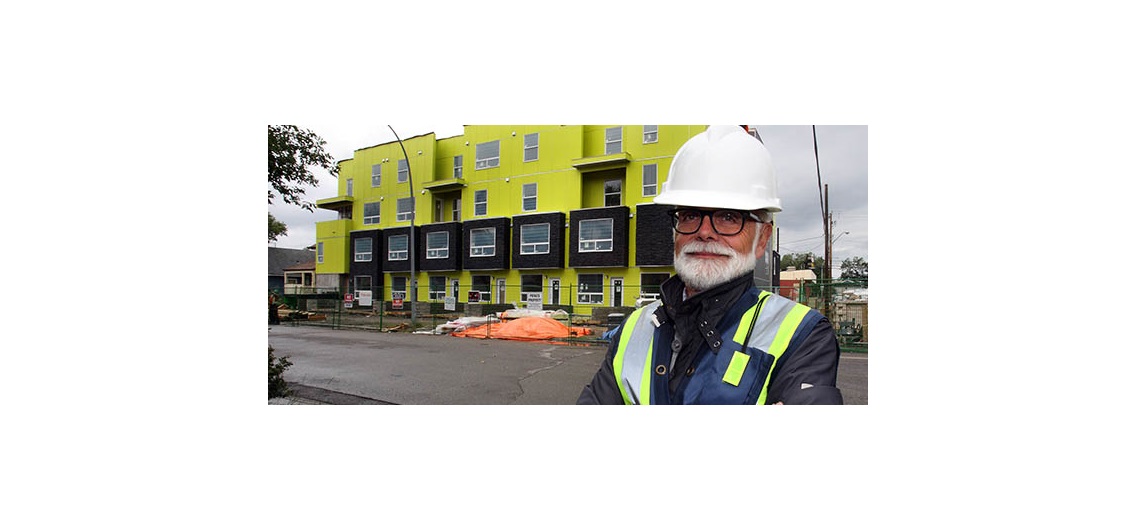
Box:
left=754, top=210, right=773, bottom=224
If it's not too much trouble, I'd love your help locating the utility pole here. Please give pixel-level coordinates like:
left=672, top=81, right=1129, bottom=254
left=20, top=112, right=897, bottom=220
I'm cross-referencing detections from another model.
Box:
left=824, top=184, right=832, bottom=319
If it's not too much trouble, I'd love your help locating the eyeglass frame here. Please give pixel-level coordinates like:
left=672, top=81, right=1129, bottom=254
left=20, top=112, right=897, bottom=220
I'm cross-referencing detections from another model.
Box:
left=666, top=208, right=767, bottom=236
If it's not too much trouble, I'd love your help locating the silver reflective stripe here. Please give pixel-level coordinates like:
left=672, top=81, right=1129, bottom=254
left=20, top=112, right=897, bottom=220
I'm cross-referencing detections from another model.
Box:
left=615, top=301, right=661, bottom=405
left=745, top=293, right=799, bottom=352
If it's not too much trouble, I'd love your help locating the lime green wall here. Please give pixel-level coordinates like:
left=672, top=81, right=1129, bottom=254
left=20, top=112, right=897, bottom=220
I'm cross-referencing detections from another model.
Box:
left=318, top=125, right=709, bottom=305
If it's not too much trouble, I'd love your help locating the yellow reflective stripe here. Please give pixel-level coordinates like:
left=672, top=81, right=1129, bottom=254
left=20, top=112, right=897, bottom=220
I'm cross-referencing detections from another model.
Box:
left=639, top=336, right=654, bottom=405
left=756, top=303, right=811, bottom=405
left=613, top=308, right=645, bottom=405
left=722, top=351, right=750, bottom=386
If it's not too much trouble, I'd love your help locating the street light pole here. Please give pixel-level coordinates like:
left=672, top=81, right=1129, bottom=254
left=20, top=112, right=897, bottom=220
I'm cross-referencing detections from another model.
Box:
left=388, top=125, right=417, bottom=331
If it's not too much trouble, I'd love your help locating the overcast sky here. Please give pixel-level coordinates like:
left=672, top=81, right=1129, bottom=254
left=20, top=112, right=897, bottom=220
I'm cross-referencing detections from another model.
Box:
left=268, top=124, right=868, bottom=276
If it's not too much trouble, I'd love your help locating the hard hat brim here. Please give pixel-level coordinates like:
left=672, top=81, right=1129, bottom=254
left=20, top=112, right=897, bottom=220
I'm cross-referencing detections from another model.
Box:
left=654, top=189, right=782, bottom=213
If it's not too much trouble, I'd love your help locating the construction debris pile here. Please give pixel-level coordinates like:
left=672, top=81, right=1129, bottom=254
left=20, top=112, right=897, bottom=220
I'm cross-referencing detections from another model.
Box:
left=438, top=308, right=594, bottom=342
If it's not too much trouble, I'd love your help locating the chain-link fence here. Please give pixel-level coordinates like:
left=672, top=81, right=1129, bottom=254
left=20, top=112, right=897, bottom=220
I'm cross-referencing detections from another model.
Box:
left=270, top=280, right=868, bottom=352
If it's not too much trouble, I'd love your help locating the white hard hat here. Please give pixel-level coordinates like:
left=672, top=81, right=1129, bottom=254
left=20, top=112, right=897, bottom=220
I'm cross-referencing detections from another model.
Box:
left=654, top=125, right=781, bottom=212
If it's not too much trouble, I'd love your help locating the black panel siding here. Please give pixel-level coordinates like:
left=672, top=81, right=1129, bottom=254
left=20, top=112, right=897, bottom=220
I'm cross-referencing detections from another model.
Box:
left=568, top=206, right=629, bottom=268
left=349, top=229, right=384, bottom=289
left=512, top=212, right=564, bottom=270
left=635, top=203, right=675, bottom=266
left=418, top=222, right=462, bottom=271
left=381, top=226, right=417, bottom=273
left=462, top=217, right=510, bottom=271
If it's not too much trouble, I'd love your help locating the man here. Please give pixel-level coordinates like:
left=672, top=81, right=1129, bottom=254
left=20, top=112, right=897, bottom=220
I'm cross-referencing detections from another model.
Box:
left=577, top=125, right=843, bottom=405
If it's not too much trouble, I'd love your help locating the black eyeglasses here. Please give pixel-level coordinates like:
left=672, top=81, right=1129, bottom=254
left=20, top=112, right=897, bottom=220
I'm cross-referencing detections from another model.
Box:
left=667, top=208, right=764, bottom=236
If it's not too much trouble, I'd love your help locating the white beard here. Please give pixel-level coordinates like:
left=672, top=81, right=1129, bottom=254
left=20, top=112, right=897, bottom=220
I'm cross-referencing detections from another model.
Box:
left=673, top=239, right=758, bottom=293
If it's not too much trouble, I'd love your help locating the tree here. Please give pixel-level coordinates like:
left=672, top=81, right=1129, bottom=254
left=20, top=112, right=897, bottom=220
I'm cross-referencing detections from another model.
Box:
left=268, top=125, right=338, bottom=240
left=840, top=256, right=868, bottom=282
left=780, top=252, right=824, bottom=277
left=268, top=212, right=287, bottom=243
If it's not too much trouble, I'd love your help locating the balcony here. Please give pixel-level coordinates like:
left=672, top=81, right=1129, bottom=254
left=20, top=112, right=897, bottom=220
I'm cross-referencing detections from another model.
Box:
left=571, top=152, right=631, bottom=172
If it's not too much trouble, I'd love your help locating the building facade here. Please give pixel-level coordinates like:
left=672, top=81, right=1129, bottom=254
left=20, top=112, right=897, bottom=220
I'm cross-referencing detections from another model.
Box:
left=313, top=125, right=775, bottom=311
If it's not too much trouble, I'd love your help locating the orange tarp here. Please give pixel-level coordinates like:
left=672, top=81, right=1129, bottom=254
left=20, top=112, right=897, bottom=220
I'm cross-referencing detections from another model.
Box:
left=451, top=316, right=593, bottom=341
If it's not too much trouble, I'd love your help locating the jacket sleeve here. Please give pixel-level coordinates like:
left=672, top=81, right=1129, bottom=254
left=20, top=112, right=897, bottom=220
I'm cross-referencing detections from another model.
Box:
left=576, top=330, right=625, bottom=405
left=766, top=316, right=844, bottom=405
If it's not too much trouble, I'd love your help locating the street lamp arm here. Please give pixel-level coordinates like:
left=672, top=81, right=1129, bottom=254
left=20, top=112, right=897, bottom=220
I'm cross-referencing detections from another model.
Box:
left=388, top=125, right=417, bottom=331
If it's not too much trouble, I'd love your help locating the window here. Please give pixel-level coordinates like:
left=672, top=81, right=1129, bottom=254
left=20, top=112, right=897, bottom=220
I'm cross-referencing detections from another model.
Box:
left=452, top=198, right=461, bottom=221
left=346, top=178, right=353, bottom=196
left=520, top=223, right=550, bottom=255
left=397, top=197, right=414, bottom=222
left=398, top=159, right=409, bottom=183
left=429, top=276, right=446, bottom=301
left=474, top=189, right=487, bottom=216
left=522, top=183, right=537, bottom=212
left=371, top=164, right=381, bottom=187
left=524, top=133, right=539, bottom=162
left=354, top=237, right=373, bottom=262
left=475, top=140, right=500, bottom=169
left=639, top=273, right=670, bottom=301
left=470, top=227, right=495, bottom=257
left=355, top=276, right=372, bottom=303
left=363, top=202, right=380, bottom=225
left=434, top=199, right=442, bottom=222
left=317, top=242, right=324, bottom=263
left=643, top=125, right=658, bottom=144
left=426, top=231, right=449, bottom=259
left=388, top=234, right=408, bottom=261
left=454, top=155, right=463, bottom=178
left=605, top=126, right=622, bottom=155
left=642, top=164, right=657, bottom=197
left=471, top=275, right=491, bottom=302
left=604, top=179, right=622, bottom=206
left=392, top=276, right=407, bottom=301
left=579, top=219, right=613, bottom=252
left=521, top=274, right=543, bottom=300
left=578, top=274, right=604, bottom=304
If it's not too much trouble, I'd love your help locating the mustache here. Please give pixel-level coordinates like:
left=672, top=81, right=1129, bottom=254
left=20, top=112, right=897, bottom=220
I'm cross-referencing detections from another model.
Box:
left=679, top=240, right=738, bottom=257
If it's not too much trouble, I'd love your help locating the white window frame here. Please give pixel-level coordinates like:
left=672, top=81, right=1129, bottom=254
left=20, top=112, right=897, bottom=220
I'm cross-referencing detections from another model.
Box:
left=520, top=223, right=550, bottom=255
left=471, top=275, right=492, bottom=302
left=643, top=125, right=658, bottom=144
left=639, top=273, right=670, bottom=301
left=426, top=231, right=449, bottom=259
left=579, top=218, right=614, bottom=252
left=371, top=164, right=381, bottom=187
left=317, top=242, right=324, bottom=263
left=469, top=227, right=496, bottom=257
left=363, top=201, right=380, bottom=225
left=577, top=274, right=604, bottom=305
left=521, top=274, right=543, bottom=300
left=605, top=126, right=622, bottom=155
left=428, top=276, right=446, bottom=301
left=604, top=179, right=622, bottom=206
left=346, top=178, right=353, bottom=196
left=397, top=197, right=414, bottom=222
left=475, top=140, right=500, bottom=170
left=522, top=182, right=537, bottom=212
left=398, top=159, right=409, bottom=183
left=354, top=237, right=373, bottom=262
left=388, top=234, right=409, bottom=261
left=524, top=133, right=539, bottom=162
left=354, top=275, right=373, bottom=305
left=452, top=198, right=461, bottom=221
left=391, top=276, right=407, bottom=301
left=454, top=155, right=463, bottom=178
left=474, top=189, right=488, bottom=216
left=642, top=164, right=657, bottom=197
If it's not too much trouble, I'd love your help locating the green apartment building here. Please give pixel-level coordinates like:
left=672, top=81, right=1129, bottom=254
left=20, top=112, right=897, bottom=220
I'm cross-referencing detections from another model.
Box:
left=313, top=125, right=776, bottom=312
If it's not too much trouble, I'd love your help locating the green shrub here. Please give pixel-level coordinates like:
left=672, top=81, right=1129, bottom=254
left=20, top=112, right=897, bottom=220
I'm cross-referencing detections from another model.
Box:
left=268, top=345, right=292, bottom=399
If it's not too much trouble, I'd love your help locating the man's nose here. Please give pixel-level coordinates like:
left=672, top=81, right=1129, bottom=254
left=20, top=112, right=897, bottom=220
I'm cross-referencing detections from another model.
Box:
left=695, top=214, right=719, bottom=239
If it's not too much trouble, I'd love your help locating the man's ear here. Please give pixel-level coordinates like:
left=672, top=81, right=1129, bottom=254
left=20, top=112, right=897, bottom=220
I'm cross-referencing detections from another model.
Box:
left=753, top=222, right=773, bottom=258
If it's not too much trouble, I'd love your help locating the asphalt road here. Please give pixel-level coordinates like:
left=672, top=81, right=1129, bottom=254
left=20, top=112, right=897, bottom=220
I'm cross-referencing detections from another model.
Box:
left=268, top=324, right=868, bottom=405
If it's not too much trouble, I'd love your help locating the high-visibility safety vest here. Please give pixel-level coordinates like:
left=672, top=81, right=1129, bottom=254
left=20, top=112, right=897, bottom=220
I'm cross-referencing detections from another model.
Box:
left=613, top=289, right=823, bottom=405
